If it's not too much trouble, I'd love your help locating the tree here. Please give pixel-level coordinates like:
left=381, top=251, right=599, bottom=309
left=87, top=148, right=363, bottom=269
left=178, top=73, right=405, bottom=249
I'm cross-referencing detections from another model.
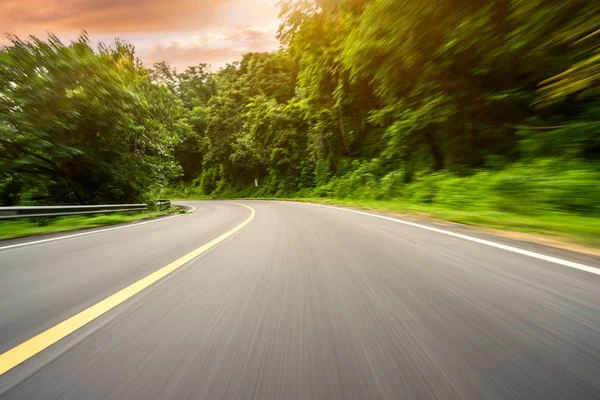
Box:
left=0, top=34, right=186, bottom=204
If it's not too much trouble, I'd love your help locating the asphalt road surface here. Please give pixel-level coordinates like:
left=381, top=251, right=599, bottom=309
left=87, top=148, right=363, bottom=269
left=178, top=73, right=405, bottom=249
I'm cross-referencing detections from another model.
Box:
left=1, top=200, right=600, bottom=399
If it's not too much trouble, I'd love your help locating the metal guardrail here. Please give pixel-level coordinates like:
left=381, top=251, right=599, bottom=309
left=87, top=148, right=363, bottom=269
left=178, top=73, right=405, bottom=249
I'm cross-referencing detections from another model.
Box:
left=0, top=204, right=148, bottom=220
left=156, top=200, right=171, bottom=211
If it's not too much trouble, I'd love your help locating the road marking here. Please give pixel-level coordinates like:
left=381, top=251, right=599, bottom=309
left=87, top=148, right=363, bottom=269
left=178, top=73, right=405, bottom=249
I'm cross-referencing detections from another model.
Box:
left=0, top=203, right=255, bottom=376
left=0, top=205, right=196, bottom=251
left=306, top=203, right=600, bottom=276
left=179, top=205, right=197, bottom=213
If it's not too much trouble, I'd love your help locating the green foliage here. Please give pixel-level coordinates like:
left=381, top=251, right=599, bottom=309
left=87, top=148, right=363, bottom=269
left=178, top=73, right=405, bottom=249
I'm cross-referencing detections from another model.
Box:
left=4, top=0, right=600, bottom=238
left=0, top=209, right=172, bottom=240
left=318, top=159, right=600, bottom=216
left=151, top=62, right=216, bottom=181
left=156, top=1, right=599, bottom=237
left=250, top=2, right=597, bottom=191
left=0, top=34, right=187, bottom=204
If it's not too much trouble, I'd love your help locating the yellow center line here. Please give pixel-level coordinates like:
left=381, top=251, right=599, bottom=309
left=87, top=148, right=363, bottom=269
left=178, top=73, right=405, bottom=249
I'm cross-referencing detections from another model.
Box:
left=0, top=203, right=255, bottom=376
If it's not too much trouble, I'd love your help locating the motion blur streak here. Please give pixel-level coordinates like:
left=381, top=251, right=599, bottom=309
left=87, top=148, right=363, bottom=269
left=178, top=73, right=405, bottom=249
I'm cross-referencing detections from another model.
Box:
left=1, top=201, right=599, bottom=399
left=1, top=0, right=600, bottom=398
left=308, top=203, right=600, bottom=275
left=0, top=203, right=253, bottom=376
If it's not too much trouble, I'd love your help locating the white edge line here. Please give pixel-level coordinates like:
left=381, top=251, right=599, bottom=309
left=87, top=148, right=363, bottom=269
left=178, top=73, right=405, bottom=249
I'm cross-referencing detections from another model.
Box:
left=304, top=203, right=600, bottom=276
left=0, top=205, right=196, bottom=251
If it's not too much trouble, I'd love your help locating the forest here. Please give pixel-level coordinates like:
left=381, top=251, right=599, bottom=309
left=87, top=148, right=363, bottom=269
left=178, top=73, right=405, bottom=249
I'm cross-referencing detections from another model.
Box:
left=1, top=0, right=599, bottom=238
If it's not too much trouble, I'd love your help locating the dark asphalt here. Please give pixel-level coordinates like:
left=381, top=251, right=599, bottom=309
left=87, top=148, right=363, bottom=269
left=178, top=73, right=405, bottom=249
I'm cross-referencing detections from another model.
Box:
left=1, top=200, right=600, bottom=399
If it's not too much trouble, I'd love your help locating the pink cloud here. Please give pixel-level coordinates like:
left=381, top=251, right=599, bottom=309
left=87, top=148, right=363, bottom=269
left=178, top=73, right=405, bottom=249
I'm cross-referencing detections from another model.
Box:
left=1, top=0, right=282, bottom=71
left=0, top=0, right=241, bottom=34
left=142, top=29, right=280, bottom=70
left=144, top=43, right=245, bottom=69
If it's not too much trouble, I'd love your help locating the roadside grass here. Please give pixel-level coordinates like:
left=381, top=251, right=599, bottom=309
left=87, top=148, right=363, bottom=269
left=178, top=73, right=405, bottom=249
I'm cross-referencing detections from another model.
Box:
left=273, top=198, right=600, bottom=248
left=0, top=207, right=183, bottom=241
left=166, top=194, right=599, bottom=248
left=159, top=160, right=600, bottom=249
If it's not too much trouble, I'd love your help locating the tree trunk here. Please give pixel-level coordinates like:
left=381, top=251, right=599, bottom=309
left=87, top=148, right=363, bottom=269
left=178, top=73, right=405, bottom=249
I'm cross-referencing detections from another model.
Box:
left=338, top=105, right=348, bottom=153
left=425, top=132, right=444, bottom=171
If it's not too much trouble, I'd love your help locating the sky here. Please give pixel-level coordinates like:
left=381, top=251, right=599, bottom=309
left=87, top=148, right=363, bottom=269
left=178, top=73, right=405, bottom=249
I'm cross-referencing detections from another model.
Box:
left=0, top=0, right=282, bottom=71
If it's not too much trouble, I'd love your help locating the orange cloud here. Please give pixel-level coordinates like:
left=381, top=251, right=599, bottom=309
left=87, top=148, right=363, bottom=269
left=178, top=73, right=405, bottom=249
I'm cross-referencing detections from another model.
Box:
left=0, top=0, right=277, bottom=34
left=1, top=0, right=282, bottom=71
left=145, top=45, right=244, bottom=67
left=142, top=29, right=280, bottom=70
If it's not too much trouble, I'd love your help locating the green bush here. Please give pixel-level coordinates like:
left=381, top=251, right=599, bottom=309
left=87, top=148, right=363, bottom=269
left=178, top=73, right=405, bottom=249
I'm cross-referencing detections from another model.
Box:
left=166, top=158, right=600, bottom=220
left=303, top=158, right=600, bottom=217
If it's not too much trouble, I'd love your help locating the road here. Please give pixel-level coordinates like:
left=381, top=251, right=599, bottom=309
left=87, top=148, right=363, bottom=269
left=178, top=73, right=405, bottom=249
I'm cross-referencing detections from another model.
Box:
left=1, top=200, right=600, bottom=399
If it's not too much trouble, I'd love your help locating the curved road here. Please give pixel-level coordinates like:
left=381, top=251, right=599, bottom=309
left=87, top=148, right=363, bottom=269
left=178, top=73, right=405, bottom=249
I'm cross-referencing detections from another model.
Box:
left=1, top=201, right=600, bottom=399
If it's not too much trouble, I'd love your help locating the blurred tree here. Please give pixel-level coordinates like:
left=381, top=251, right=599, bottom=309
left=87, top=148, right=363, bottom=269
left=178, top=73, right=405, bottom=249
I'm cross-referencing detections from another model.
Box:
left=151, top=62, right=217, bottom=181
left=0, top=34, right=186, bottom=204
left=4, top=0, right=599, bottom=203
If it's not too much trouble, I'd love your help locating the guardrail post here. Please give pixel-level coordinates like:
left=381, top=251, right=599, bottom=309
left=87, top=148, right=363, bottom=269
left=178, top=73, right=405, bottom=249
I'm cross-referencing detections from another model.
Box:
left=155, top=200, right=171, bottom=211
